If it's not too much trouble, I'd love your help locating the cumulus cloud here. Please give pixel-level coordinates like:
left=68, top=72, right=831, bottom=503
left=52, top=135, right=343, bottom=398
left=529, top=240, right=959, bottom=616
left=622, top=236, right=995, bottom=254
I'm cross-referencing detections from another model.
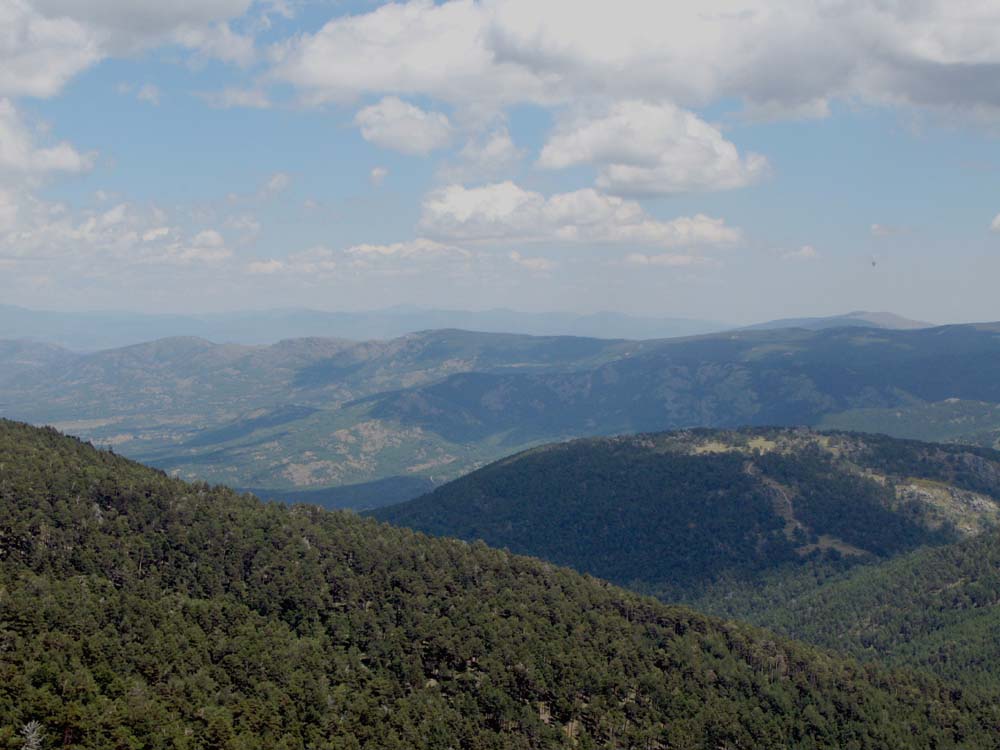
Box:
left=0, top=0, right=254, bottom=98
left=225, top=213, right=262, bottom=239
left=624, top=252, right=711, bottom=268
left=175, top=22, right=255, bottom=67
left=261, top=172, right=291, bottom=196
left=370, top=166, right=389, bottom=186
left=419, top=181, right=741, bottom=248
left=0, top=1, right=102, bottom=98
left=354, top=97, right=453, bottom=155
left=244, top=238, right=469, bottom=278
left=0, top=99, right=95, bottom=177
left=269, top=0, right=545, bottom=106
left=344, top=238, right=471, bottom=260
left=782, top=244, right=820, bottom=261
left=248, top=258, right=285, bottom=274
left=158, top=229, right=233, bottom=265
left=440, top=127, right=524, bottom=182
left=509, top=250, right=554, bottom=271
left=136, top=83, right=160, bottom=105
left=269, top=0, right=1000, bottom=119
left=0, top=190, right=233, bottom=272
left=991, top=214, right=1000, bottom=232
left=538, top=100, right=767, bottom=195
left=0, top=188, right=20, bottom=232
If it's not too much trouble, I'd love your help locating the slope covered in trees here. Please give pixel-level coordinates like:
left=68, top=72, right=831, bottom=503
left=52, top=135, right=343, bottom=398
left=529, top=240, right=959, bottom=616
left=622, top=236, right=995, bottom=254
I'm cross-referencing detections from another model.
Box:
left=375, top=429, right=1000, bottom=598
left=701, top=526, right=1000, bottom=692
left=3, top=419, right=1000, bottom=748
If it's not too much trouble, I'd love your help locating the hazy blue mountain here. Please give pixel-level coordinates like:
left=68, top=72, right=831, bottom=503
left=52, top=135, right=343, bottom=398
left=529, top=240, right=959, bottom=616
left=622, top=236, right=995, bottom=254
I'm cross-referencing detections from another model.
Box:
left=0, top=303, right=726, bottom=350
left=5, top=323, right=1000, bottom=498
left=0, top=339, right=77, bottom=389
left=360, top=323, right=1000, bottom=444
left=744, top=310, right=932, bottom=331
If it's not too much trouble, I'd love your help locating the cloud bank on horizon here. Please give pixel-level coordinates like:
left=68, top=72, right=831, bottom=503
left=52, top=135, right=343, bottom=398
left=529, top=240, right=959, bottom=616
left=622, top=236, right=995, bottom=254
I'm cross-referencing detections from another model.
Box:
left=2, top=0, right=999, bottom=323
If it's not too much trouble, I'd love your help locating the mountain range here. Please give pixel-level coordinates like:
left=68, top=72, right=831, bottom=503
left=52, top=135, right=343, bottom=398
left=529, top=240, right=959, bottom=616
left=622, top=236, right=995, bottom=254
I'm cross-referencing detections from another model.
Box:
left=2, top=321, right=1000, bottom=502
left=0, top=303, right=726, bottom=350
left=742, top=310, right=931, bottom=331
left=0, top=304, right=931, bottom=352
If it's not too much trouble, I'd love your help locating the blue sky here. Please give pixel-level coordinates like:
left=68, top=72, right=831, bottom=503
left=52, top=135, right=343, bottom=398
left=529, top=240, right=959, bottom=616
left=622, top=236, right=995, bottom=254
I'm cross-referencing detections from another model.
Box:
left=3, top=0, right=1000, bottom=325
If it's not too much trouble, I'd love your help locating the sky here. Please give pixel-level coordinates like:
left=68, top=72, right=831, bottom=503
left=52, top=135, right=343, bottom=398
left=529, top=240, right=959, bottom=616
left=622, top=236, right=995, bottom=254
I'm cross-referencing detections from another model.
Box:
left=2, top=0, right=1000, bottom=325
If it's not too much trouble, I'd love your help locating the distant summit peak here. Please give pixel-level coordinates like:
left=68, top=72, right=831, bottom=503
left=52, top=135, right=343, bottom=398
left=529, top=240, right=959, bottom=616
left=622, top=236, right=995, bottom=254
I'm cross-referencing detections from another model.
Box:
left=745, top=310, right=932, bottom=332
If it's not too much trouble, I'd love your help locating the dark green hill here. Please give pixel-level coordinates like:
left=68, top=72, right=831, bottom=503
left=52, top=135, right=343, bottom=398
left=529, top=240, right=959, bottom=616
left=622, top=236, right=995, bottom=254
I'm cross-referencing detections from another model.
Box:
left=374, top=429, right=1000, bottom=598
left=3, top=419, right=999, bottom=748
left=700, top=526, right=1000, bottom=691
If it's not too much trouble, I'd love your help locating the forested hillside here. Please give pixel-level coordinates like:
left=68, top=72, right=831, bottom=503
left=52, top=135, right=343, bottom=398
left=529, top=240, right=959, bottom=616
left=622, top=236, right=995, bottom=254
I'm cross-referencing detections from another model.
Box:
left=376, top=429, right=1000, bottom=599
left=3, top=419, right=999, bottom=748
left=702, top=526, right=1000, bottom=692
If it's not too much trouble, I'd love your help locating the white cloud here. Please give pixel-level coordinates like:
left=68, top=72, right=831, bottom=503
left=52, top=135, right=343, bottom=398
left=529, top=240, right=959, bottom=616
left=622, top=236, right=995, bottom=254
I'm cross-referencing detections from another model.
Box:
left=158, top=229, right=233, bottom=265
left=354, top=97, right=452, bottom=155
left=0, top=99, right=95, bottom=177
left=440, top=127, right=523, bottom=182
left=248, top=258, right=285, bottom=274
left=142, top=226, right=171, bottom=242
left=270, top=0, right=1000, bottom=119
left=0, top=0, right=254, bottom=99
left=370, top=166, right=389, bottom=186
left=272, top=245, right=338, bottom=275
left=0, top=191, right=233, bottom=271
left=243, top=238, right=473, bottom=280
left=538, top=100, right=767, bottom=195
left=0, top=1, right=101, bottom=98
left=419, top=181, right=741, bottom=248
left=261, top=172, right=291, bottom=196
left=269, top=0, right=545, bottom=107
left=991, top=214, right=1000, bottom=232
left=782, top=244, right=820, bottom=261
left=509, top=250, right=554, bottom=271
left=175, top=22, right=255, bottom=67
left=624, top=252, right=710, bottom=267
left=345, top=238, right=471, bottom=260
left=136, top=83, right=160, bottom=105
left=0, top=188, right=20, bottom=232
left=225, top=213, right=261, bottom=238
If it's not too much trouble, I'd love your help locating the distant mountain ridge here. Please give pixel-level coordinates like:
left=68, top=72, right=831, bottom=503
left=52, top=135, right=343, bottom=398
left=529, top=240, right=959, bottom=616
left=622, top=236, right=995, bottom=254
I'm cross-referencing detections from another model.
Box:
left=743, top=310, right=932, bottom=331
left=0, top=303, right=937, bottom=351
left=4, top=322, right=1000, bottom=496
left=0, top=303, right=726, bottom=350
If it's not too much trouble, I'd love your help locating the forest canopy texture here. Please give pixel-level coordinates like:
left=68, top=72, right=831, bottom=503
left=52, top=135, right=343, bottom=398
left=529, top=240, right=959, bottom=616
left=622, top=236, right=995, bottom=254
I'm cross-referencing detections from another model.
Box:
left=2, top=420, right=1000, bottom=748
